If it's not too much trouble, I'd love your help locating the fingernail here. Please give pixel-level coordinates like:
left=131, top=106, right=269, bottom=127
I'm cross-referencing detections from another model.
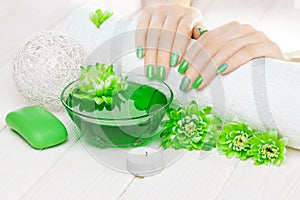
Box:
left=178, top=60, right=189, bottom=74
left=146, top=65, right=154, bottom=79
left=179, top=77, right=190, bottom=92
left=170, top=52, right=179, bottom=67
left=156, top=66, right=166, bottom=81
left=216, top=63, right=228, bottom=74
left=136, top=45, right=143, bottom=58
left=192, top=76, right=203, bottom=89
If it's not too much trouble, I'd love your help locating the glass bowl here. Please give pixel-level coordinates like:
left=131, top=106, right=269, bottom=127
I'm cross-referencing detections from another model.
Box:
left=61, top=74, right=173, bottom=148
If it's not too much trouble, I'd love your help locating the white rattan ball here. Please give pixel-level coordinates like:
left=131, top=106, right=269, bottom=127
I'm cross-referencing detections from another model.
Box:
left=13, top=31, right=87, bottom=111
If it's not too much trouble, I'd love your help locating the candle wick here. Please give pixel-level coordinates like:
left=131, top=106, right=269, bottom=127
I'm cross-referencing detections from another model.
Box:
left=145, top=151, right=148, bottom=157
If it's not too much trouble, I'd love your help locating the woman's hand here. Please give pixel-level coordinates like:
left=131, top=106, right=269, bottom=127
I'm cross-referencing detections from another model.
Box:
left=136, top=2, right=203, bottom=80
left=178, top=21, right=284, bottom=91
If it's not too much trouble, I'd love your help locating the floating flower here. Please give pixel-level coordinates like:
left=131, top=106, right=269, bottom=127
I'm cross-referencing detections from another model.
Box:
left=217, top=123, right=253, bottom=160
left=161, top=101, right=212, bottom=151
left=71, top=63, right=128, bottom=107
left=248, top=130, right=287, bottom=166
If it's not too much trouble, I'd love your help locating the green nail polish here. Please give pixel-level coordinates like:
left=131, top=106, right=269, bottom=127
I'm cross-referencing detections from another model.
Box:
left=136, top=45, right=143, bottom=58
left=178, top=60, right=189, bottom=74
left=146, top=65, right=154, bottom=79
left=192, top=76, right=203, bottom=89
left=216, top=63, right=228, bottom=74
left=156, top=66, right=166, bottom=80
left=170, top=52, right=179, bottom=67
left=179, top=77, right=190, bottom=92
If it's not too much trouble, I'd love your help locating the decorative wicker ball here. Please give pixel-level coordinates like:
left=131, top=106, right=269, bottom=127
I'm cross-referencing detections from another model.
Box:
left=13, top=31, right=87, bottom=110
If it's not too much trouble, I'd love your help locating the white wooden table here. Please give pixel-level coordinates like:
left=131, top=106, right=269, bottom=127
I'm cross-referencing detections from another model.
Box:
left=1, top=0, right=300, bottom=199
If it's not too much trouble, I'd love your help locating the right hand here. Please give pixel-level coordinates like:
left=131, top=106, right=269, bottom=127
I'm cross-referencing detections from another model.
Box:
left=135, top=3, right=203, bottom=80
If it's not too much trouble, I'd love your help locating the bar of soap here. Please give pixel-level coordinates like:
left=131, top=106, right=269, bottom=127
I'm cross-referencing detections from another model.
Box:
left=5, top=106, right=68, bottom=149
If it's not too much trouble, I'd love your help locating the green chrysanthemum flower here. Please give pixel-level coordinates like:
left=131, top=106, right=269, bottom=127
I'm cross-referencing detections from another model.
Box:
left=71, top=63, right=128, bottom=106
left=217, top=123, right=253, bottom=160
left=248, top=130, right=287, bottom=166
left=161, top=101, right=212, bottom=151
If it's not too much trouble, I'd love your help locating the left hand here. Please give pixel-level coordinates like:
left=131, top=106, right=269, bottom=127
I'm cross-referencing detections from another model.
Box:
left=178, top=21, right=283, bottom=91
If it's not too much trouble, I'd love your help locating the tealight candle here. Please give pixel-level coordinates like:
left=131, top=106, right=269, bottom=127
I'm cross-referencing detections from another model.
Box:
left=126, top=147, right=164, bottom=177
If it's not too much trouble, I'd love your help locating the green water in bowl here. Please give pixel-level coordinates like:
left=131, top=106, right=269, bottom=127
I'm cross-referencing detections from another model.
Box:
left=66, top=82, right=169, bottom=148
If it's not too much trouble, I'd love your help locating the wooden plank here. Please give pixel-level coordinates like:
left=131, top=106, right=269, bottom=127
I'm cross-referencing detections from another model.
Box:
left=20, top=137, right=134, bottom=200
left=0, top=113, right=80, bottom=199
left=217, top=148, right=300, bottom=200
left=120, top=150, right=240, bottom=200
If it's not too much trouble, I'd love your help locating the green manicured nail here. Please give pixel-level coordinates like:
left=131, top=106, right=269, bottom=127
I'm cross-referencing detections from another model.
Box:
left=216, top=63, right=228, bottom=74
left=156, top=66, right=166, bottom=80
left=192, top=76, right=203, bottom=89
left=178, top=60, right=189, bottom=74
left=136, top=45, right=143, bottom=58
left=146, top=65, right=154, bottom=79
left=170, top=52, right=179, bottom=67
left=179, top=76, right=190, bottom=92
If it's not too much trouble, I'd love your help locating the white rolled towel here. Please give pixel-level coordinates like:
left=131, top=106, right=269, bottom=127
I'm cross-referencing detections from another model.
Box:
left=187, top=58, right=300, bottom=149
left=62, top=7, right=300, bottom=149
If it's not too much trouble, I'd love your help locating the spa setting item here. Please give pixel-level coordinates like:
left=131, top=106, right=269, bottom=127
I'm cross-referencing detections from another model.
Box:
left=5, top=106, right=68, bottom=149
left=61, top=63, right=173, bottom=148
left=126, top=147, right=164, bottom=177
left=13, top=31, right=86, bottom=111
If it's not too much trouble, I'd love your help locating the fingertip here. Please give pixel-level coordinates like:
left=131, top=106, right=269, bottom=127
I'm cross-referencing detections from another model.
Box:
left=179, top=76, right=191, bottom=92
left=135, top=12, right=151, bottom=58
left=219, top=63, right=235, bottom=75
left=145, top=64, right=155, bottom=80
left=216, top=63, right=229, bottom=74
left=136, top=45, right=144, bottom=58
left=177, top=60, right=185, bottom=74
left=192, top=26, right=201, bottom=40
left=156, top=65, right=167, bottom=81
left=197, top=83, right=207, bottom=91
left=170, top=52, right=179, bottom=67
left=191, top=75, right=203, bottom=89
left=192, top=25, right=208, bottom=40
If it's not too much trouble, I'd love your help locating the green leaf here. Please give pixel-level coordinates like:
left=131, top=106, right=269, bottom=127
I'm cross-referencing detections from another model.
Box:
left=95, top=9, right=103, bottom=17
left=89, top=12, right=100, bottom=28
left=100, top=11, right=114, bottom=25
left=94, top=97, right=104, bottom=105
left=89, top=8, right=113, bottom=29
left=203, top=106, right=212, bottom=115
